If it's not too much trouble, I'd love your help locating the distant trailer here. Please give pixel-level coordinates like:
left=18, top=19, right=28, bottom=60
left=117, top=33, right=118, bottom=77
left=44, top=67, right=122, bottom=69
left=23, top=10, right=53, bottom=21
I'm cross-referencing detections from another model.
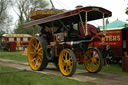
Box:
left=89, top=28, right=128, bottom=64
left=1, top=34, right=32, bottom=51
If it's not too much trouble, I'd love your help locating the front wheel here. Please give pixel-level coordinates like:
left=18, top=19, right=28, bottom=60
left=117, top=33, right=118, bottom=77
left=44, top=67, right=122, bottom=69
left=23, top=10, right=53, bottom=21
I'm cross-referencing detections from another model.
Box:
left=58, top=49, right=76, bottom=76
left=84, top=48, right=103, bottom=73
left=27, top=37, right=48, bottom=71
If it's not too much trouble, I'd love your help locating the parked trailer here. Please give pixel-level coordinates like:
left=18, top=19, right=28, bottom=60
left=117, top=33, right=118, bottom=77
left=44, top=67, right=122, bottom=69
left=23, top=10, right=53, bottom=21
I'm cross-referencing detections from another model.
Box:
left=1, top=34, right=32, bottom=51
left=24, top=6, right=112, bottom=76
left=90, top=28, right=128, bottom=64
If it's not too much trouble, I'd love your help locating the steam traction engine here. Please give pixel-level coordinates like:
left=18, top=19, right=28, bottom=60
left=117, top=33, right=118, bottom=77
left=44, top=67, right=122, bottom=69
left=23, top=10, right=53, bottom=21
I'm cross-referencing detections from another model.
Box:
left=24, top=6, right=112, bottom=76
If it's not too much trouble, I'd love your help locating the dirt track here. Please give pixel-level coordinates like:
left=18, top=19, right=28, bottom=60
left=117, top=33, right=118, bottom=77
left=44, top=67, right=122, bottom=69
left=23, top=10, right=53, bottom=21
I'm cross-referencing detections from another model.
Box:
left=0, top=58, right=128, bottom=85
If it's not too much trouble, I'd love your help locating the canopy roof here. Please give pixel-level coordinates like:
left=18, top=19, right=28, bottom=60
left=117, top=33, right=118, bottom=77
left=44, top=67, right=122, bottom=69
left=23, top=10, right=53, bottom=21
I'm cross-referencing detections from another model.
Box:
left=24, top=6, right=112, bottom=28
left=30, top=9, right=63, bottom=20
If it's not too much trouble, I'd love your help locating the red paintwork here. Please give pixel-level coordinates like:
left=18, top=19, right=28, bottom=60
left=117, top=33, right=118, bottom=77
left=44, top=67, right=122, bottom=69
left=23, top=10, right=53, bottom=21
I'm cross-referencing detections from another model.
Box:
left=79, top=23, right=97, bottom=36
left=126, top=31, right=128, bottom=51
left=9, top=42, right=16, bottom=52
left=94, top=30, right=122, bottom=46
left=92, top=29, right=128, bottom=58
left=122, top=57, right=128, bottom=72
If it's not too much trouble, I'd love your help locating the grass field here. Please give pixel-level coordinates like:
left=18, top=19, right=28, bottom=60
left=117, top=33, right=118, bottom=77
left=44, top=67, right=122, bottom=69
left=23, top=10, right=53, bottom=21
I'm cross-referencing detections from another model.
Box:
left=0, top=66, right=97, bottom=85
left=0, top=51, right=27, bottom=62
left=77, top=64, right=128, bottom=75
left=0, top=51, right=128, bottom=75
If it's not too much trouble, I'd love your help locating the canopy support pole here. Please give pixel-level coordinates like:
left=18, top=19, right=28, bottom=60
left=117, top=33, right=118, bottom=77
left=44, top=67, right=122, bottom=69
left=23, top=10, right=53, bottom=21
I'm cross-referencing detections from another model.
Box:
left=85, top=12, right=88, bottom=36
left=79, top=14, right=86, bottom=36
left=102, top=13, right=106, bottom=45
left=103, top=13, right=105, bottom=36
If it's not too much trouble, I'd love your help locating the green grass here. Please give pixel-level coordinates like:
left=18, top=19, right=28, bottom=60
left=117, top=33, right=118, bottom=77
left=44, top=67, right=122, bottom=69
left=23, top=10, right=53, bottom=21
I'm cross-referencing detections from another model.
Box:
left=77, top=64, right=128, bottom=75
left=0, top=51, right=27, bottom=62
left=0, top=51, right=128, bottom=75
left=102, top=64, right=128, bottom=75
left=0, top=66, right=98, bottom=85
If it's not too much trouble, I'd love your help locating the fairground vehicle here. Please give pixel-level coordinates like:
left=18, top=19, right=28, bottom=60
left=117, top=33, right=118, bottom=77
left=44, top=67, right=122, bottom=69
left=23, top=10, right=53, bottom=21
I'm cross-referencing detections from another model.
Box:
left=24, top=6, right=112, bottom=76
left=1, top=34, right=32, bottom=51
left=94, top=28, right=128, bottom=64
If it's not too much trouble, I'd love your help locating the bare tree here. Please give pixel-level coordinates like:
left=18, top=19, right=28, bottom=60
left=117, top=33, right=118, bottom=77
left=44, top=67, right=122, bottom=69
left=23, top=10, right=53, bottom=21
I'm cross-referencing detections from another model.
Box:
left=0, top=0, right=12, bottom=33
left=12, top=0, right=48, bottom=25
left=12, top=0, right=49, bottom=34
left=126, top=6, right=128, bottom=15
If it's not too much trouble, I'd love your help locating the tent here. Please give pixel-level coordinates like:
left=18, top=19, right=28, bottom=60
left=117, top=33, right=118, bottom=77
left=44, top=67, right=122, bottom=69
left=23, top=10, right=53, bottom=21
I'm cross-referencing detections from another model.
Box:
left=100, top=19, right=128, bottom=30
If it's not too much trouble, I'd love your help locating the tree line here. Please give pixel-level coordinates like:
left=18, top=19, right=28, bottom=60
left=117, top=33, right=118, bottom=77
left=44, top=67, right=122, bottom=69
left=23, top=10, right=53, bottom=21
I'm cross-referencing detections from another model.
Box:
left=0, top=0, right=128, bottom=36
left=0, top=0, right=49, bottom=36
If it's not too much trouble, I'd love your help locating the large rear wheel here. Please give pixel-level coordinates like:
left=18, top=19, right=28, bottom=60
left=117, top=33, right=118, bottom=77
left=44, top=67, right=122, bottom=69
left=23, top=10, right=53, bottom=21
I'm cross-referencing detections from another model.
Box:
left=58, top=49, right=76, bottom=76
left=27, top=37, right=48, bottom=71
left=84, top=48, right=103, bottom=73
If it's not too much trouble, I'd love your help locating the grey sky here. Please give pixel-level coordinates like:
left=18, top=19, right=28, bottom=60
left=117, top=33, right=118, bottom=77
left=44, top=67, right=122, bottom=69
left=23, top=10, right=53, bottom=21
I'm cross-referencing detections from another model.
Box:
left=10, top=0, right=128, bottom=29
left=48, top=0, right=128, bottom=22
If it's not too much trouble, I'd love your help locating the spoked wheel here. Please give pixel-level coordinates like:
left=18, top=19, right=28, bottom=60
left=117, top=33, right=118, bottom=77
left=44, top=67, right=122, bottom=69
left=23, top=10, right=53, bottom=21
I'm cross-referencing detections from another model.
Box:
left=84, top=48, right=103, bottom=73
left=58, top=49, right=76, bottom=76
left=27, top=37, right=48, bottom=71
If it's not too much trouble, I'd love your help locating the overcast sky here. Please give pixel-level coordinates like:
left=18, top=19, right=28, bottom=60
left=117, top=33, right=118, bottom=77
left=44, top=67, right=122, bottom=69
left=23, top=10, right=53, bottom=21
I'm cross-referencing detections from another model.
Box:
left=10, top=0, right=128, bottom=29
left=48, top=0, right=128, bottom=23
